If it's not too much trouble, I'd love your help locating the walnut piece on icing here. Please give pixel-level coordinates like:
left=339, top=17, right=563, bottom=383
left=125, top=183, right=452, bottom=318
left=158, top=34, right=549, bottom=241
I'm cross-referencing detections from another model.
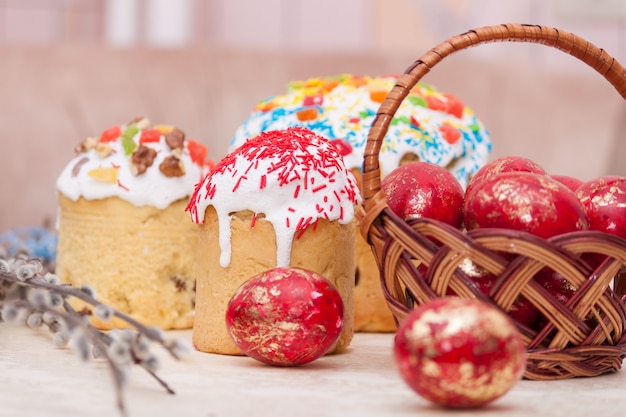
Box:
left=95, top=142, right=113, bottom=158
left=130, top=145, right=158, bottom=176
left=159, top=155, right=186, bottom=177
left=135, top=117, right=150, bottom=130
left=165, top=127, right=185, bottom=150
left=127, top=116, right=150, bottom=130
left=74, top=137, right=97, bottom=153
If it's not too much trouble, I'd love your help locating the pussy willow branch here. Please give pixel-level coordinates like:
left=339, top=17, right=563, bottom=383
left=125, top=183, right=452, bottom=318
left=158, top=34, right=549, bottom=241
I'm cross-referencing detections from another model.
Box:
left=1, top=271, right=175, bottom=354
left=0, top=266, right=188, bottom=417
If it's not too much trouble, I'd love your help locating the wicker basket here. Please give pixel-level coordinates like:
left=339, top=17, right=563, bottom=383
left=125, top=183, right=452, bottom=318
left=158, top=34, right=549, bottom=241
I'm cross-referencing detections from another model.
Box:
left=359, top=23, right=626, bottom=380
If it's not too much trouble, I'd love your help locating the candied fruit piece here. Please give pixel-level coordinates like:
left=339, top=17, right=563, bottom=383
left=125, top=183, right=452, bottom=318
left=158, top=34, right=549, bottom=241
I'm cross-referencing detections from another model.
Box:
left=439, top=123, right=461, bottom=144
left=321, top=79, right=339, bottom=93
left=425, top=95, right=447, bottom=112
left=153, top=125, right=174, bottom=134
left=121, top=125, right=139, bottom=155
left=187, top=139, right=208, bottom=166
left=139, top=129, right=162, bottom=144
left=87, top=167, right=119, bottom=183
left=407, top=95, right=427, bottom=108
left=99, top=125, right=121, bottom=143
left=303, top=94, right=323, bottom=107
left=369, top=90, right=388, bottom=103
left=348, top=76, right=367, bottom=88
left=257, top=102, right=277, bottom=112
left=444, top=93, right=464, bottom=118
left=296, top=108, right=318, bottom=121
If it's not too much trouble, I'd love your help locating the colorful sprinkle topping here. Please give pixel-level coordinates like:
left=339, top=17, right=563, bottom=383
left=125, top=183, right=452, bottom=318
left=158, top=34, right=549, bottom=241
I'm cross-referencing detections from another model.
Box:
left=230, top=74, right=492, bottom=189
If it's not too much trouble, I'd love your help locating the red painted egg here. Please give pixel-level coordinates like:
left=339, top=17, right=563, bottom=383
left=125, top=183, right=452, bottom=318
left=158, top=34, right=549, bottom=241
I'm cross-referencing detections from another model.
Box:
left=456, top=259, right=540, bottom=328
left=464, top=172, right=589, bottom=239
left=576, top=175, right=626, bottom=239
left=551, top=174, right=584, bottom=193
left=225, top=267, right=344, bottom=366
left=394, top=297, right=526, bottom=408
left=465, top=155, right=547, bottom=199
left=381, top=161, right=464, bottom=228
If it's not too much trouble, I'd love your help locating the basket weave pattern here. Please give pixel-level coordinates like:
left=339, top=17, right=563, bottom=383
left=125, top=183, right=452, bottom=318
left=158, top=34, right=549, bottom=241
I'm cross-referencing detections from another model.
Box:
left=359, top=23, right=626, bottom=380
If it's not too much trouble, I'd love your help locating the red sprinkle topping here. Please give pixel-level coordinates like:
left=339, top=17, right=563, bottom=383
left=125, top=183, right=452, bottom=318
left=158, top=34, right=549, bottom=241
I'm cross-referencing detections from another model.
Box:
left=232, top=175, right=247, bottom=192
left=116, top=179, right=129, bottom=191
left=186, top=127, right=360, bottom=227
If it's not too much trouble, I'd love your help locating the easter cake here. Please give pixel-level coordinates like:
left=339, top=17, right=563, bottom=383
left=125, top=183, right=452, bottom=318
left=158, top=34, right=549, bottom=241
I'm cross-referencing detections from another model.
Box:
left=229, top=74, right=492, bottom=332
left=55, top=117, right=210, bottom=330
left=187, top=127, right=360, bottom=355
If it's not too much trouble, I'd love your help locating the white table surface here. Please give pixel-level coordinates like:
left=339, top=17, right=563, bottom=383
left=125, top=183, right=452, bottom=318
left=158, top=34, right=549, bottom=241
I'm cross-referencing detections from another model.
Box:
left=1, top=325, right=626, bottom=417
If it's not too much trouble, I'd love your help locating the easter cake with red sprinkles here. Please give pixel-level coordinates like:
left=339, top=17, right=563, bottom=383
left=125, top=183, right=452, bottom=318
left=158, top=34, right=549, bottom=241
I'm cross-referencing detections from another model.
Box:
left=187, top=127, right=360, bottom=355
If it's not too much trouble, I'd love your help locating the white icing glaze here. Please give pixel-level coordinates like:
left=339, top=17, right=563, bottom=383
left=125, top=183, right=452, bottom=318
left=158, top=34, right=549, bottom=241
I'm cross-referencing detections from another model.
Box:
left=187, top=127, right=361, bottom=268
left=56, top=123, right=205, bottom=209
left=230, top=74, right=492, bottom=189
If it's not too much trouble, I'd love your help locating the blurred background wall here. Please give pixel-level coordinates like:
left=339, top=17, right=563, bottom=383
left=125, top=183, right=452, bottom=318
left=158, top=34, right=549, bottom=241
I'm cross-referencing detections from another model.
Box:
left=1, top=0, right=625, bottom=231
left=1, top=0, right=625, bottom=66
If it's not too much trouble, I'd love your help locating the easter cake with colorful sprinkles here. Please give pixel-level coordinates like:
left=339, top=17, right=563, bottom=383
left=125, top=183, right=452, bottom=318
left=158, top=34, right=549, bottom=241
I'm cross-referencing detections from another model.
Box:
left=55, top=117, right=211, bottom=330
left=229, top=74, right=492, bottom=333
left=230, top=74, right=491, bottom=188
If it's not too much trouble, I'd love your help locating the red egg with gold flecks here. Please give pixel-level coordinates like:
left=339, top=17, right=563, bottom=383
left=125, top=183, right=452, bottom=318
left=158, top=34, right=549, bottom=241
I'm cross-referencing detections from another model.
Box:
left=393, top=297, right=526, bottom=408
left=381, top=161, right=464, bottom=227
left=464, top=155, right=547, bottom=199
left=226, top=267, right=344, bottom=367
left=551, top=174, right=584, bottom=193
left=576, top=175, right=626, bottom=239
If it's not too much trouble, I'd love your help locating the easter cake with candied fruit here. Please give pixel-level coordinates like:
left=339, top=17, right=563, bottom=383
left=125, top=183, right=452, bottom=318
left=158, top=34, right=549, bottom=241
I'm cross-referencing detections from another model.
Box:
left=55, top=117, right=211, bottom=330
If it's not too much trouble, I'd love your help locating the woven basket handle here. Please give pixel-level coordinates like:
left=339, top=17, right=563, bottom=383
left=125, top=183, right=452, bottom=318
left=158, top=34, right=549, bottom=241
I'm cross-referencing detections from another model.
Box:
left=361, top=23, right=626, bottom=208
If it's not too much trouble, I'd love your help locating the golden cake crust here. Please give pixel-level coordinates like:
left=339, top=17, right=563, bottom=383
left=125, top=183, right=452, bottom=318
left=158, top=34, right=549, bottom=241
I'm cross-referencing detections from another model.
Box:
left=55, top=194, right=197, bottom=330
left=354, top=234, right=397, bottom=332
